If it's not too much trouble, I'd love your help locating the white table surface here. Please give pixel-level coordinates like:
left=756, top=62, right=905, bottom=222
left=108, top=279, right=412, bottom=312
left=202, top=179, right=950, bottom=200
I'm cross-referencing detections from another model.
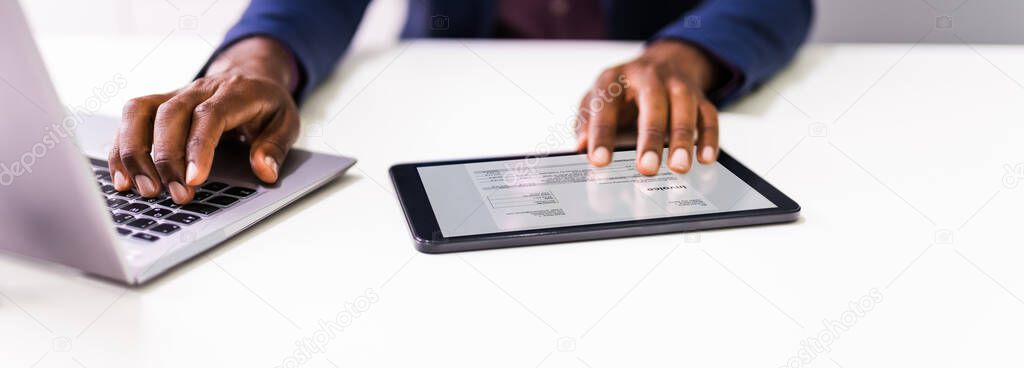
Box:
left=3, top=35, right=1024, bottom=367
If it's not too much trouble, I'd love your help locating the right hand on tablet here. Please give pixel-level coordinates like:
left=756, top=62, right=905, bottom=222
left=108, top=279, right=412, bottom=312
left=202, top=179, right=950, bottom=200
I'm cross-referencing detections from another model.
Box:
left=108, top=37, right=300, bottom=204
left=575, top=40, right=724, bottom=176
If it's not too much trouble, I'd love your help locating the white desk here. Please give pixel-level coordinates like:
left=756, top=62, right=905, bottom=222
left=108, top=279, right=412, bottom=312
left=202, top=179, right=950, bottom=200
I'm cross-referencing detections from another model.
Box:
left=3, top=36, right=1024, bottom=367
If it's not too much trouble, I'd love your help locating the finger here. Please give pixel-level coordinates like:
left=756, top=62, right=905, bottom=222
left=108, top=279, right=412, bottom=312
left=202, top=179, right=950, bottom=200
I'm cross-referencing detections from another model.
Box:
left=665, top=80, right=699, bottom=174
left=249, top=105, right=299, bottom=183
left=587, top=68, right=624, bottom=166
left=574, top=91, right=593, bottom=152
left=631, top=69, right=670, bottom=176
left=107, top=140, right=131, bottom=192
left=153, top=89, right=213, bottom=203
left=118, top=94, right=173, bottom=197
left=696, top=100, right=719, bottom=164
left=184, top=88, right=269, bottom=186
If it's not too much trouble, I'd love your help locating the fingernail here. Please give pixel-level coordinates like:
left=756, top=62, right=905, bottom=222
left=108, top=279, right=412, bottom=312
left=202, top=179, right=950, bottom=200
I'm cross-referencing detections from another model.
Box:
left=134, top=175, right=157, bottom=195
left=592, top=146, right=611, bottom=165
left=701, top=146, right=716, bottom=162
left=113, top=171, right=128, bottom=189
left=264, top=156, right=278, bottom=178
left=640, top=150, right=660, bottom=173
left=168, top=182, right=188, bottom=202
left=669, top=148, right=691, bottom=172
left=186, top=162, right=199, bottom=184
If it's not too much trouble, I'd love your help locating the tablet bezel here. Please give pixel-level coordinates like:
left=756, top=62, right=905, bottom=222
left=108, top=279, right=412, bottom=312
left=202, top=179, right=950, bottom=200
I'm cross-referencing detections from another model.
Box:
left=390, top=148, right=800, bottom=251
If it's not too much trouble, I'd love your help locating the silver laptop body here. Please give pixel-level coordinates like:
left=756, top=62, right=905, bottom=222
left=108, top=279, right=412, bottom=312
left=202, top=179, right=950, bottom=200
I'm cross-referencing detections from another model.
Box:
left=0, top=0, right=355, bottom=284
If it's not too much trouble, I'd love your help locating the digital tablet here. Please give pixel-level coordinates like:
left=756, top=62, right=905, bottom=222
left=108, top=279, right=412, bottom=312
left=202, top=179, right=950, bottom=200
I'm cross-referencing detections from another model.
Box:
left=390, top=149, right=800, bottom=253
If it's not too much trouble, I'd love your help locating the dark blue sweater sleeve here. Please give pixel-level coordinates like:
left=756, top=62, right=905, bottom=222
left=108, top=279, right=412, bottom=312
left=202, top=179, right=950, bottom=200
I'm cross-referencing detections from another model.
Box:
left=207, top=0, right=371, bottom=103
left=652, top=0, right=813, bottom=105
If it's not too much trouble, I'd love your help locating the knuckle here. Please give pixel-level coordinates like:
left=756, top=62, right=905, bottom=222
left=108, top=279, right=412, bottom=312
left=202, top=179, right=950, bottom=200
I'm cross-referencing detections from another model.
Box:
left=118, top=146, right=150, bottom=162
left=188, top=77, right=212, bottom=90
left=122, top=97, right=155, bottom=115
left=640, top=127, right=666, bottom=137
left=670, top=127, right=696, bottom=138
left=598, top=68, right=621, bottom=84
left=667, top=82, right=691, bottom=97
left=152, top=149, right=185, bottom=166
left=193, top=101, right=218, bottom=117
left=186, top=135, right=213, bottom=151
left=589, top=124, right=616, bottom=138
left=107, top=146, right=121, bottom=162
left=636, top=84, right=664, bottom=97
left=155, top=100, right=185, bottom=116
left=226, top=74, right=246, bottom=86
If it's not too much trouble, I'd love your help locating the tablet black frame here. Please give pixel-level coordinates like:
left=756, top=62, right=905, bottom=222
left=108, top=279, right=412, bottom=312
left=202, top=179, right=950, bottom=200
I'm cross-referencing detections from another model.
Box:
left=389, top=148, right=800, bottom=253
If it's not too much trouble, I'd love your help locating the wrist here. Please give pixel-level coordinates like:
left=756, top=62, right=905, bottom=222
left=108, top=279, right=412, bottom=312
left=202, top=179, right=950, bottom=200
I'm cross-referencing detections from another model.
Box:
left=206, top=36, right=297, bottom=92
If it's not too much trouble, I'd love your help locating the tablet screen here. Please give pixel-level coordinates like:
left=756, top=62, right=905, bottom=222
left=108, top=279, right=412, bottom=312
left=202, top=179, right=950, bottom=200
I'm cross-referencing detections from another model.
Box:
left=417, top=150, right=776, bottom=237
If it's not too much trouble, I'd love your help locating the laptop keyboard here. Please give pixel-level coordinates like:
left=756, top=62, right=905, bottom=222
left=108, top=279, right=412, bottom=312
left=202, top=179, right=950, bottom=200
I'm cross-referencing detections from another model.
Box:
left=92, top=163, right=257, bottom=243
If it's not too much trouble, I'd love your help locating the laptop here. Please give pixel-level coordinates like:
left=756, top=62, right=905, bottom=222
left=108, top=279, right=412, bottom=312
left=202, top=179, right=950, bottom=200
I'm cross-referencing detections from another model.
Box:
left=0, top=0, right=356, bottom=285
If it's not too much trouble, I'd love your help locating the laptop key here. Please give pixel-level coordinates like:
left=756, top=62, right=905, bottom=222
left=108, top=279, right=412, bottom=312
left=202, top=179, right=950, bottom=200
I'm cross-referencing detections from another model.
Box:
left=132, top=233, right=159, bottom=242
left=126, top=218, right=156, bottom=229
left=201, top=181, right=229, bottom=192
left=192, top=191, right=214, bottom=201
left=158, top=198, right=182, bottom=209
left=140, top=196, right=166, bottom=204
left=166, top=213, right=200, bottom=225
left=206, top=195, right=238, bottom=206
left=122, top=203, right=150, bottom=214
left=116, top=228, right=132, bottom=236
left=181, top=202, right=220, bottom=215
left=107, top=198, right=129, bottom=208
left=94, top=170, right=111, bottom=181
left=111, top=213, right=135, bottom=224
left=100, top=185, right=117, bottom=194
left=116, top=191, right=140, bottom=199
left=144, top=208, right=173, bottom=219
left=150, top=223, right=181, bottom=234
left=223, top=186, right=256, bottom=197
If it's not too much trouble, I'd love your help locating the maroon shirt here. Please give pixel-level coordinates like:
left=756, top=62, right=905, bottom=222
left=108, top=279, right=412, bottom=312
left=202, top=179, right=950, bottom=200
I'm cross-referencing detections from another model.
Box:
left=495, top=0, right=605, bottom=39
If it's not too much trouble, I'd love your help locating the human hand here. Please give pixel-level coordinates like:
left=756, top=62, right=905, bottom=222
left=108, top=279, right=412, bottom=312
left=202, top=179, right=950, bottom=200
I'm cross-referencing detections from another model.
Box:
left=575, top=40, right=723, bottom=175
left=108, top=37, right=300, bottom=204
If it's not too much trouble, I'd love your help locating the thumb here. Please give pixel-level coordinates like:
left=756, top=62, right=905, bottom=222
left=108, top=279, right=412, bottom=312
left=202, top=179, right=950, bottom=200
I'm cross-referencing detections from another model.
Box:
left=249, top=111, right=298, bottom=184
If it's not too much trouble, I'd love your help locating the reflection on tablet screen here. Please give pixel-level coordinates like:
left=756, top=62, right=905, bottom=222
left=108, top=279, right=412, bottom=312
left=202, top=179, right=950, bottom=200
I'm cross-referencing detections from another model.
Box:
left=417, top=150, right=775, bottom=237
